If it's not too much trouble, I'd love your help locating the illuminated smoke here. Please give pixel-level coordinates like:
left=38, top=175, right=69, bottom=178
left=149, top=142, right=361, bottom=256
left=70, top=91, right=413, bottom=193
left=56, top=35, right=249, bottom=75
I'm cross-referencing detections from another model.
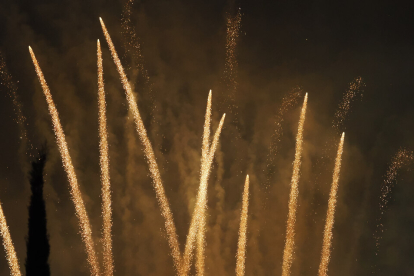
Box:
left=0, top=201, right=21, bottom=276
left=281, top=93, right=308, bottom=276
left=236, top=175, right=250, bottom=276
left=182, top=114, right=226, bottom=276
left=28, top=47, right=101, bottom=276
left=333, top=77, right=365, bottom=132
left=99, top=18, right=182, bottom=272
left=195, top=91, right=212, bottom=276
left=97, top=40, right=114, bottom=276
left=318, top=133, right=345, bottom=276
left=374, top=149, right=414, bottom=257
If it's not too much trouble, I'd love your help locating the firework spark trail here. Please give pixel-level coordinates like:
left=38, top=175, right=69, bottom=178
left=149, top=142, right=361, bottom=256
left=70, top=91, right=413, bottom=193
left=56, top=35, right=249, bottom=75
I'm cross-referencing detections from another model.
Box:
left=281, top=93, right=308, bottom=276
left=0, top=53, right=33, bottom=157
left=0, top=202, right=21, bottom=276
left=265, top=89, right=302, bottom=190
left=182, top=114, right=226, bottom=276
left=224, top=9, right=241, bottom=99
left=97, top=40, right=114, bottom=276
left=236, top=175, right=250, bottom=276
left=99, top=18, right=182, bottom=271
left=333, top=77, right=365, bottom=132
left=318, top=133, right=345, bottom=276
left=373, top=149, right=413, bottom=257
left=195, top=90, right=212, bottom=276
left=29, top=47, right=101, bottom=276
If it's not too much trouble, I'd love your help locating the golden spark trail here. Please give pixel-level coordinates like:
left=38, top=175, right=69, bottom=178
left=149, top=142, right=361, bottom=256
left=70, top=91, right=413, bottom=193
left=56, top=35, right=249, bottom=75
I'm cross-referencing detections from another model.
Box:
left=182, top=114, right=226, bottom=276
left=195, top=90, right=212, bottom=276
left=318, top=133, right=345, bottom=276
left=373, top=149, right=413, bottom=256
left=29, top=47, right=101, bottom=276
left=281, top=93, right=308, bottom=276
left=0, top=202, right=21, bottom=276
left=98, top=40, right=114, bottom=276
left=236, top=175, right=250, bottom=276
left=99, top=18, right=182, bottom=271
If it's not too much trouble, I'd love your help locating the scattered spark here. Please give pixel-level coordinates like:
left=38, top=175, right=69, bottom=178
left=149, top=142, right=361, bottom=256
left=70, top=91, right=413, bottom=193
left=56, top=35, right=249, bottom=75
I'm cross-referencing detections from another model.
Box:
left=196, top=90, right=212, bottom=276
left=182, top=114, right=226, bottom=276
left=236, top=175, right=250, bottom=276
left=318, top=132, right=345, bottom=276
left=98, top=39, right=114, bottom=276
left=29, top=46, right=101, bottom=276
left=99, top=18, right=182, bottom=272
left=281, top=93, right=308, bottom=276
left=0, top=201, right=21, bottom=276
left=333, top=77, right=365, bottom=132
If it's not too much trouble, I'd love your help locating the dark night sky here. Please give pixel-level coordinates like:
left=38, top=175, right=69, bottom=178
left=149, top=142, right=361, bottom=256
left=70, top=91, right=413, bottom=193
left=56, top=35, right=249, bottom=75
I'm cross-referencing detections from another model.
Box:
left=0, top=0, right=414, bottom=275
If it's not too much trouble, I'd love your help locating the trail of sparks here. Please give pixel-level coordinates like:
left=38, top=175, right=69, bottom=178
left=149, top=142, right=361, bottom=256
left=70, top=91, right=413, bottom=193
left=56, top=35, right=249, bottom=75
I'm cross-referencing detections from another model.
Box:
left=373, top=149, right=414, bottom=257
left=0, top=53, right=33, bottom=157
left=195, top=91, right=212, bottom=276
left=224, top=9, right=241, bottom=99
left=0, top=202, right=21, bottom=276
left=98, top=40, right=114, bottom=276
left=266, top=88, right=302, bottom=189
left=333, top=77, right=365, bottom=132
left=281, top=93, right=308, bottom=276
left=99, top=18, right=182, bottom=272
left=29, top=47, right=101, bottom=276
left=182, top=114, right=226, bottom=276
left=236, top=175, right=250, bottom=276
left=318, top=133, right=345, bottom=276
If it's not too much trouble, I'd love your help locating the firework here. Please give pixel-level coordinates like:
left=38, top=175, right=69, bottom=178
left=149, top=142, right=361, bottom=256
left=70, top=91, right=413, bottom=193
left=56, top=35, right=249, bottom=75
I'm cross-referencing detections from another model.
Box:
left=333, top=77, right=365, bottom=132
left=99, top=18, right=182, bottom=271
left=196, top=90, right=212, bottom=276
left=281, top=93, right=308, bottom=276
left=0, top=202, right=21, bottom=276
left=236, top=175, right=250, bottom=276
left=98, top=40, right=114, bottom=276
left=29, top=47, right=101, bottom=276
left=318, top=133, right=345, bottom=276
left=374, top=149, right=414, bottom=256
left=182, top=114, right=226, bottom=276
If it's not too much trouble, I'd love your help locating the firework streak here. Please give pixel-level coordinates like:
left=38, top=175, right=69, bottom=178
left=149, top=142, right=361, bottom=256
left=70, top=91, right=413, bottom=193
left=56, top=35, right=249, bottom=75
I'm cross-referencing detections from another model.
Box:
left=181, top=114, right=226, bottom=276
left=0, top=201, right=21, bottom=276
left=97, top=40, right=114, bottom=276
left=281, top=93, right=308, bottom=276
left=195, top=91, right=212, bottom=276
left=236, top=175, right=250, bottom=276
left=29, top=47, right=101, bottom=276
left=318, top=133, right=345, bottom=276
left=99, top=18, right=182, bottom=272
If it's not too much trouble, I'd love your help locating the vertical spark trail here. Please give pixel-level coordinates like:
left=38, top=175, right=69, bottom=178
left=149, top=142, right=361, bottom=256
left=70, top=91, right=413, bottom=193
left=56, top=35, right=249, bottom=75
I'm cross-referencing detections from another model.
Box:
left=99, top=18, right=182, bottom=271
left=281, top=93, right=308, bottom=276
left=318, top=133, right=345, bottom=276
left=236, top=175, right=250, bottom=276
left=98, top=40, right=114, bottom=276
left=0, top=53, right=33, bottom=157
left=195, top=91, right=212, bottom=276
left=333, top=77, right=365, bottom=132
left=224, top=9, right=241, bottom=99
left=182, top=114, right=226, bottom=276
left=373, top=149, right=413, bottom=258
left=29, top=47, right=101, bottom=276
left=0, top=202, right=21, bottom=276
